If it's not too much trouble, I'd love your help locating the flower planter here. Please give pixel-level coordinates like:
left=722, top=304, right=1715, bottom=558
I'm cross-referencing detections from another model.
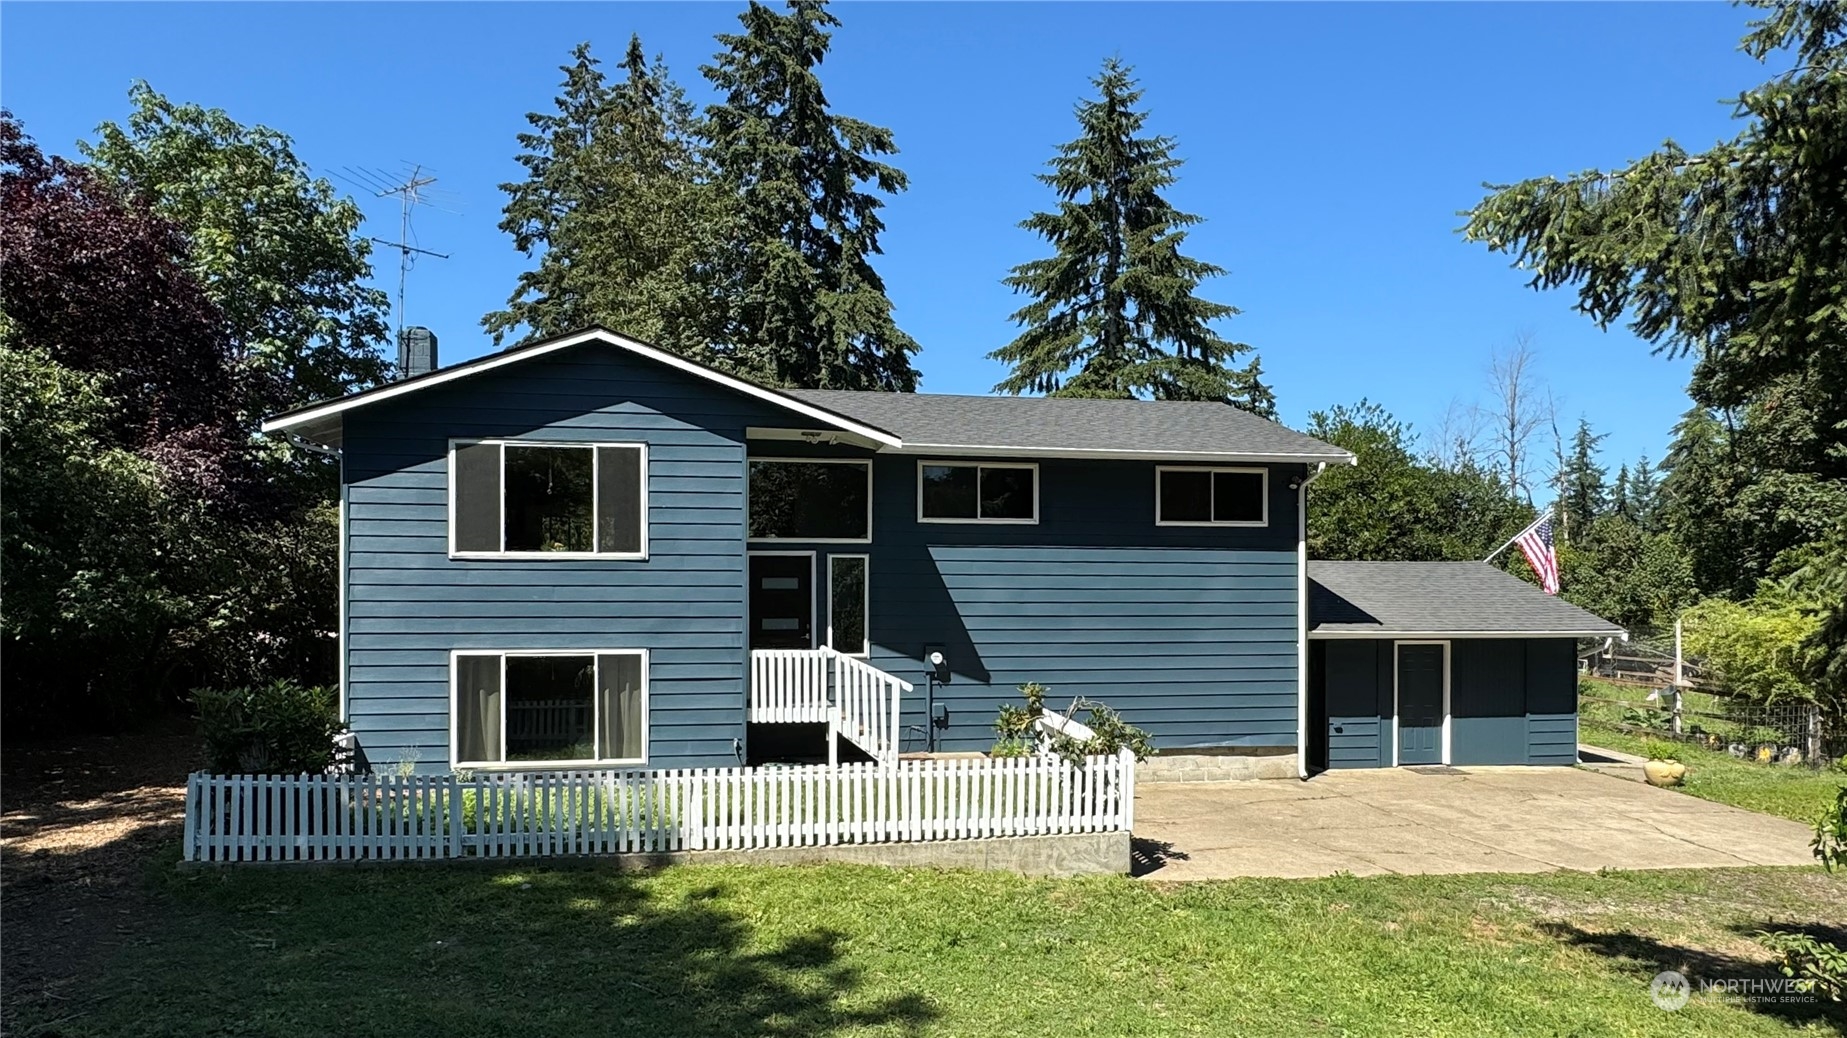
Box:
left=1643, top=760, right=1687, bottom=787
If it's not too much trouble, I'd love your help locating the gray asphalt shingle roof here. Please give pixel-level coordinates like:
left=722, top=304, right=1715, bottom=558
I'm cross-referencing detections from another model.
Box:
left=1308, top=561, right=1625, bottom=637
left=786, top=389, right=1351, bottom=460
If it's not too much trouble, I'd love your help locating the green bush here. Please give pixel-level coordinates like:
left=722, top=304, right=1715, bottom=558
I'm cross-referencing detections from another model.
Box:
left=1755, top=929, right=1846, bottom=1003
left=195, top=680, right=345, bottom=774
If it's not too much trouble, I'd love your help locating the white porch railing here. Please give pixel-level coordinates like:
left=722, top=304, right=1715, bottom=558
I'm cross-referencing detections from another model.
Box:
left=181, top=752, right=1135, bottom=863
left=749, top=648, right=910, bottom=766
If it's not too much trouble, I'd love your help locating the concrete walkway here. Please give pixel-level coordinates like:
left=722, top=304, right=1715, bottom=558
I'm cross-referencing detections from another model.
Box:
left=1132, top=764, right=1819, bottom=880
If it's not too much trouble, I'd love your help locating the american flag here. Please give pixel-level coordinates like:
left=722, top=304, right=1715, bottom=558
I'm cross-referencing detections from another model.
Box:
left=1515, top=513, right=1560, bottom=595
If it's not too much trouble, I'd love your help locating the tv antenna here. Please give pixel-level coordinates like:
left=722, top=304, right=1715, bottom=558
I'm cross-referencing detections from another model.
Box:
left=337, top=163, right=454, bottom=343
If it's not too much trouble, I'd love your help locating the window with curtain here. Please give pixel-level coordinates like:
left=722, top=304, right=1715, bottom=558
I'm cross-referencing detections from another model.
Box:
left=453, top=651, right=646, bottom=766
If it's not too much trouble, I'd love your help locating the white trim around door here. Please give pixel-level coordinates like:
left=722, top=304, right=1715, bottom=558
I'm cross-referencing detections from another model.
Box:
left=1390, top=639, right=1451, bottom=767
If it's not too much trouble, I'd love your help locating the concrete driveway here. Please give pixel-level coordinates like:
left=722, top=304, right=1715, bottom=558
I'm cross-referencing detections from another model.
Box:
left=1132, top=765, right=1820, bottom=880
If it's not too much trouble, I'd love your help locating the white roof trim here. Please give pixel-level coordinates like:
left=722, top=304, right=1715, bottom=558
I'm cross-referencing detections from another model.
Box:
left=888, top=443, right=1357, bottom=464
left=1310, top=629, right=1627, bottom=640
left=259, top=328, right=904, bottom=448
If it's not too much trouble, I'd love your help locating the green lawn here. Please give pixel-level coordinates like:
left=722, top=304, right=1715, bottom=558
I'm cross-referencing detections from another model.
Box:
left=1582, top=721, right=1846, bottom=826
left=20, top=859, right=1846, bottom=1037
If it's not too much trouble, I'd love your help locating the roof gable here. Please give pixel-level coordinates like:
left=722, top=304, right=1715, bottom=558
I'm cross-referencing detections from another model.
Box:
left=260, top=327, right=900, bottom=449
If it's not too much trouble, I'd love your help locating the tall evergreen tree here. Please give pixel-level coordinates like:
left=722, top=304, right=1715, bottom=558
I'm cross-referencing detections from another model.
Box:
left=487, top=39, right=725, bottom=361
left=702, top=0, right=919, bottom=391
left=1558, top=417, right=1608, bottom=542
left=991, top=59, right=1270, bottom=414
left=1610, top=463, right=1631, bottom=520
left=1629, top=453, right=1661, bottom=531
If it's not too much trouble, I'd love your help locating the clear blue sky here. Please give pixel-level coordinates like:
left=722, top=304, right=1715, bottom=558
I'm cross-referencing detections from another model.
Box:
left=4, top=2, right=1766, bottom=472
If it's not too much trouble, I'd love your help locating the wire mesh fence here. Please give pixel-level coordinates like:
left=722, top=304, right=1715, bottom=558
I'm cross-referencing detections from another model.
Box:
left=1579, top=640, right=1844, bottom=767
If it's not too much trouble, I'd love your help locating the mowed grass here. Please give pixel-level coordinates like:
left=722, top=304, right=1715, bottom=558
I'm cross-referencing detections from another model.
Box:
left=1583, top=721, right=1847, bottom=825
left=24, top=859, right=1847, bottom=1037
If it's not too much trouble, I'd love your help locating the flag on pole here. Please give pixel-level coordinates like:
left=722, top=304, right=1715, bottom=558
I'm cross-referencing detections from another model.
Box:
left=1515, top=513, right=1560, bottom=595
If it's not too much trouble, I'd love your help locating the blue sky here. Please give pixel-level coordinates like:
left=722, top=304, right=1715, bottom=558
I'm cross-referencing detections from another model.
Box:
left=4, top=2, right=1767, bottom=472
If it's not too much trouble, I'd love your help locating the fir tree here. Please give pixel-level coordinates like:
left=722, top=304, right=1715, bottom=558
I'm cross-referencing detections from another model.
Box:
left=486, top=39, right=725, bottom=361
left=1559, top=417, right=1608, bottom=542
left=1628, top=453, right=1660, bottom=532
left=1610, top=463, right=1631, bottom=520
left=990, top=58, right=1270, bottom=414
left=702, top=0, right=920, bottom=391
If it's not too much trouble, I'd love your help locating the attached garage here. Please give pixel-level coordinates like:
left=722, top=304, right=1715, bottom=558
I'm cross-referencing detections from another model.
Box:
left=1305, top=562, right=1625, bottom=771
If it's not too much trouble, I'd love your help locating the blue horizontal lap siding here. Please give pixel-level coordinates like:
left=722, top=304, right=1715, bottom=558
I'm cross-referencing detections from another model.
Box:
left=341, top=345, right=789, bottom=773
left=861, top=454, right=1302, bottom=753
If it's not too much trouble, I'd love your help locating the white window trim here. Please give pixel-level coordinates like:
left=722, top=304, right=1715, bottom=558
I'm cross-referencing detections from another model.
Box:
left=915, top=459, right=1041, bottom=525
left=449, top=648, right=650, bottom=770
left=1390, top=640, right=1451, bottom=767
left=447, top=438, right=649, bottom=561
left=746, top=456, right=874, bottom=544
left=1154, top=465, right=1269, bottom=527
left=826, top=554, right=870, bottom=657
left=748, top=550, right=818, bottom=650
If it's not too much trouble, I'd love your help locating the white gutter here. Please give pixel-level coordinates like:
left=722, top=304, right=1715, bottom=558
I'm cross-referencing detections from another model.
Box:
left=1295, top=460, right=1334, bottom=779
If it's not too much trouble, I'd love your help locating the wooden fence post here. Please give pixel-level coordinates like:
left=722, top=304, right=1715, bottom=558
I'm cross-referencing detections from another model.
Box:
left=1670, top=687, right=1683, bottom=737
left=1808, top=704, right=1823, bottom=765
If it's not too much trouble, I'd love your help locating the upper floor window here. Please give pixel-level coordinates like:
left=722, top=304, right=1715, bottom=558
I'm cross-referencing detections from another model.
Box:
left=918, top=461, right=1038, bottom=524
left=451, top=440, right=647, bottom=558
left=748, top=458, right=872, bottom=542
left=1156, top=466, right=1267, bottom=526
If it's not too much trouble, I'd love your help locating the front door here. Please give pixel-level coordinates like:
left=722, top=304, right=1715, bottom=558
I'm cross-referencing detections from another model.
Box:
left=1396, top=642, right=1445, bottom=765
left=749, top=554, right=813, bottom=649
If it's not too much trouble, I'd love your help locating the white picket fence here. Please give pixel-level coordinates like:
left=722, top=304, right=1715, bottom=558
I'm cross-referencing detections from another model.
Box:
left=182, top=751, right=1135, bottom=864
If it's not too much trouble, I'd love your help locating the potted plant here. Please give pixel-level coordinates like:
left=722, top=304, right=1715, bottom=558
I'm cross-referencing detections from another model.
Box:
left=1642, top=740, right=1688, bottom=787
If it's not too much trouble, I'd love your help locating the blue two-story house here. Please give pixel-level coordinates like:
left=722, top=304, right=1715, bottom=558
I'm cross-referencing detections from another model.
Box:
left=263, top=327, right=1620, bottom=779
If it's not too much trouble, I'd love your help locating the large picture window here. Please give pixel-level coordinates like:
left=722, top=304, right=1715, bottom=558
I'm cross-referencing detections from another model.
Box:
left=451, top=440, right=646, bottom=558
left=1156, top=466, right=1267, bottom=526
left=918, top=461, right=1038, bottom=523
left=453, top=650, right=646, bottom=767
left=748, top=459, right=872, bottom=542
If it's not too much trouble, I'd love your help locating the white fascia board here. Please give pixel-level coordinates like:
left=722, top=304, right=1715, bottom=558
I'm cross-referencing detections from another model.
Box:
left=888, top=443, right=1357, bottom=465
left=1309, top=629, right=1628, bottom=640
left=260, top=328, right=903, bottom=449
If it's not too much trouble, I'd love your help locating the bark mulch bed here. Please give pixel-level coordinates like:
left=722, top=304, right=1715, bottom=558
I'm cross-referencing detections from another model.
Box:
left=1, top=715, right=201, bottom=1032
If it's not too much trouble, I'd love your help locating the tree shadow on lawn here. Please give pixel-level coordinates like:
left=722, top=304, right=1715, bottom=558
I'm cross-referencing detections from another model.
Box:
left=128, top=864, right=940, bottom=1038
left=1537, top=921, right=1846, bottom=1033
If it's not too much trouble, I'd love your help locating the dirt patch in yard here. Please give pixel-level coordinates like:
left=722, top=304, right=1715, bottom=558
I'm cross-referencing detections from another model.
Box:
left=1, top=715, right=200, bottom=1030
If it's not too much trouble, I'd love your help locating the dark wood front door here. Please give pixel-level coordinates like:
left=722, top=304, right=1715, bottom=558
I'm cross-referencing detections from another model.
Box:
left=1396, top=642, right=1445, bottom=765
left=749, top=554, right=813, bottom=649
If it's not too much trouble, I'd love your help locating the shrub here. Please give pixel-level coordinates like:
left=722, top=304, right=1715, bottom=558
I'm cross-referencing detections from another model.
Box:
left=1755, top=929, right=1846, bottom=1003
left=195, top=680, right=345, bottom=774
left=992, top=683, right=1155, bottom=764
left=1642, top=740, right=1680, bottom=762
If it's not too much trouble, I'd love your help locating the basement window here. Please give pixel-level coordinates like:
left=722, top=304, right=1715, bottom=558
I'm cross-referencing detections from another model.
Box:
left=451, top=440, right=647, bottom=558
left=453, top=651, right=647, bottom=768
left=1156, top=467, right=1267, bottom=526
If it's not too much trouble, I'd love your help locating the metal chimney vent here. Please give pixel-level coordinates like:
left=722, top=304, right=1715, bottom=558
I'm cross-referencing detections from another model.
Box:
left=398, top=326, right=438, bottom=379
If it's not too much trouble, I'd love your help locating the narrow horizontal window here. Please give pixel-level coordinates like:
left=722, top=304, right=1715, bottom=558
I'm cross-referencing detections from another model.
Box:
left=748, top=459, right=871, bottom=541
left=450, top=441, right=648, bottom=557
left=919, top=462, right=1038, bottom=523
left=1156, top=467, right=1268, bottom=526
left=453, top=651, right=647, bottom=767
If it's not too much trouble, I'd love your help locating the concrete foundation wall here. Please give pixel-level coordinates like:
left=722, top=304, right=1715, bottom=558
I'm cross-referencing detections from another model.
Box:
left=180, top=830, right=1131, bottom=879
left=1140, top=750, right=1299, bottom=782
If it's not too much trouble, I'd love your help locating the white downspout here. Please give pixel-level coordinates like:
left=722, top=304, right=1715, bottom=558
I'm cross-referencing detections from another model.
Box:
left=1296, top=460, right=1333, bottom=779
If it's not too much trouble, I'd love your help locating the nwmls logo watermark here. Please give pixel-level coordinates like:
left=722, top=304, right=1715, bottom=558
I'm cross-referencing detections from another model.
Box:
left=1649, top=969, right=1819, bottom=1011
